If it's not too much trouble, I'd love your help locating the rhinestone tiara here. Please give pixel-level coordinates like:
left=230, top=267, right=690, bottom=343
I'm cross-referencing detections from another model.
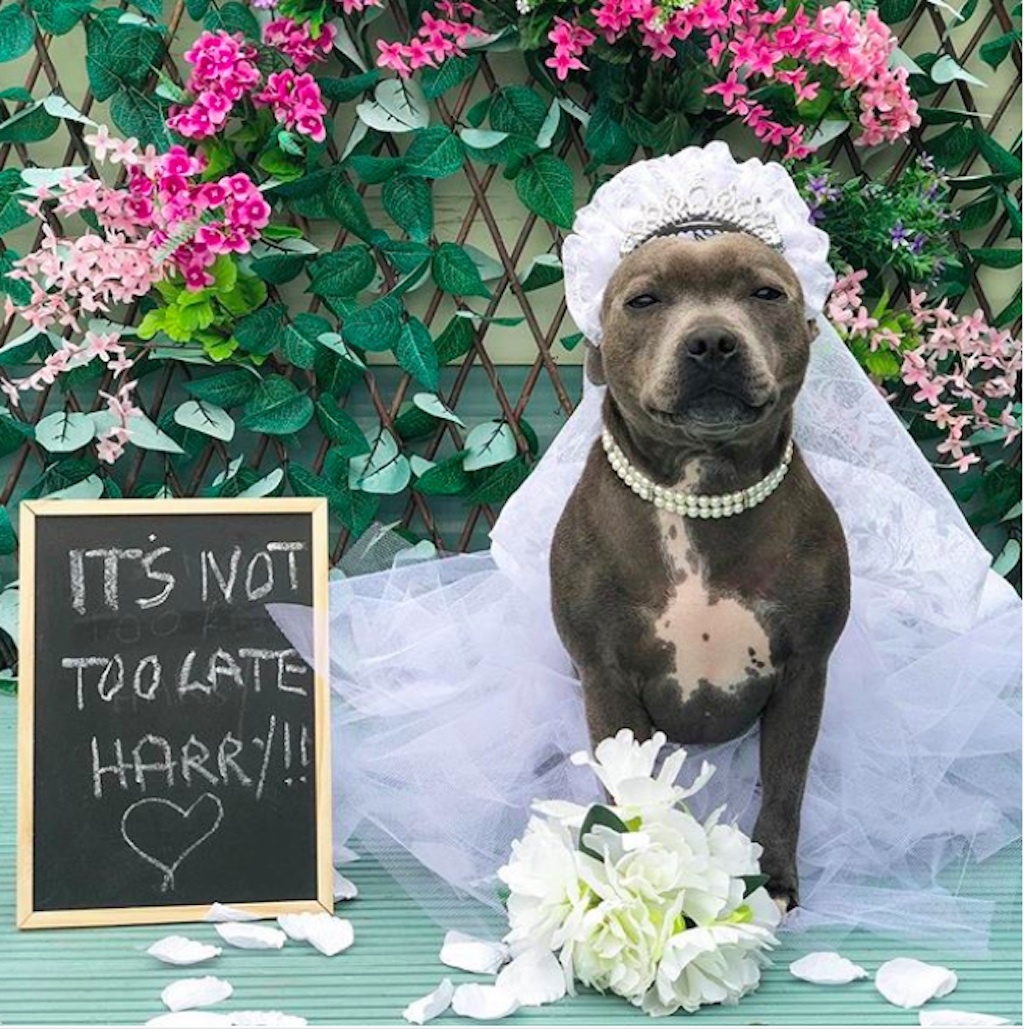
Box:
left=619, top=179, right=785, bottom=256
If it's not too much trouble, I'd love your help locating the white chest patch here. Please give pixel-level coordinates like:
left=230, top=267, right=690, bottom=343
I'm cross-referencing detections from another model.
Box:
left=654, top=510, right=773, bottom=703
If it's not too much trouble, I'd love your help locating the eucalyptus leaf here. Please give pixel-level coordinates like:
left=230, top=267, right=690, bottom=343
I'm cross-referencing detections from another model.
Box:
left=357, top=79, right=429, bottom=133
left=45, top=474, right=105, bottom=500
left=35, top=411, right=95, bottom=453
left=464, top=419, right=517, bottom=471
left=413, top=392, right=465, bottom=427
left=349, top=428, right=411, bottom=494
left=123, top=413, right=184, bottom=453
left=174, top=400, right=235, bottom=442
left=992, top=538, right=1021, bottom=576
left=236, top=467, right=284, bottom=498
left=931, top=55, right=987, bottom=87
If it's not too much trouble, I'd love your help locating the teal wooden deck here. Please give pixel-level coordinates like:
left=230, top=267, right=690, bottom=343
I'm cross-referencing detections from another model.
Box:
left=0, top=696, right=1019, bottom=1026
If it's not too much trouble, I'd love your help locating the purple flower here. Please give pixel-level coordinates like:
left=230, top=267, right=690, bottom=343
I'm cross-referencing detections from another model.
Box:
left=909, top=232, right=928, bottom=255
left=890, top=220, right=911, bottom=248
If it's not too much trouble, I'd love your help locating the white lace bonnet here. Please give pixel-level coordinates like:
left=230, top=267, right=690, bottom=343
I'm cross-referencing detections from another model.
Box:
left=562, top=141, right=836, bottom=344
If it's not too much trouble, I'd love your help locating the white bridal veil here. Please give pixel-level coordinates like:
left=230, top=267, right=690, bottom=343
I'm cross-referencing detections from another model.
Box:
left=274, top=144, right=1022, bottom=952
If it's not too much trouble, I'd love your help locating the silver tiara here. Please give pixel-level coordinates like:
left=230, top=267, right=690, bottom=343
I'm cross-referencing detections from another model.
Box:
left=619, top=180, right=784, bottom=256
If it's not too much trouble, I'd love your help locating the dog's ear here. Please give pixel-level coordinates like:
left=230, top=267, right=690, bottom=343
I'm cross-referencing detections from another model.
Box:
left=585, top=342, right=606, bottom=385
left=806, top=319, right=820, bottom=342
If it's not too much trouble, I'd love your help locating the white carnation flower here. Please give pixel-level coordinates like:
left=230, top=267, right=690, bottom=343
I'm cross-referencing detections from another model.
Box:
left=641, top=921, right=778, bottom=1016
left=498, top=816, right=591, bottom=955
left=569, top=729, right=715, bottom=819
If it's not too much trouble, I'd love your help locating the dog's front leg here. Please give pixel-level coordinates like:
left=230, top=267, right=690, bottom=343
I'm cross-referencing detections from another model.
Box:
left=579, top=664, right=654, bottom=746
left=752, top=655, right=827, bottom=911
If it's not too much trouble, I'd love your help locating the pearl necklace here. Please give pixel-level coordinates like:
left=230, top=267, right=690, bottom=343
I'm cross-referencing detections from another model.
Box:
left=601, top=429, right=794, bottom=519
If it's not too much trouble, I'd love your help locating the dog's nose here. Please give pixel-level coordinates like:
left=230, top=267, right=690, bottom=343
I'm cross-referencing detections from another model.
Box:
left=684, top=328, right=740, bottom=366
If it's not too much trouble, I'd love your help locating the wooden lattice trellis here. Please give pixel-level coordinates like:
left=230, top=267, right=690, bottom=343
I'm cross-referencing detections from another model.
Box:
left=0, top=0, right=1020, bottom=570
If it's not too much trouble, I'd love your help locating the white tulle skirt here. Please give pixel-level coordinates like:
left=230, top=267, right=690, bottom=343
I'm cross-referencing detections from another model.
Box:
left=274, top=318, right=1021, bottom=951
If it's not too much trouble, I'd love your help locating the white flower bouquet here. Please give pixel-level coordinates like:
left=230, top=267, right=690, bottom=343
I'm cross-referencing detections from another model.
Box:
left=498, top=729, right=782, bottom=1016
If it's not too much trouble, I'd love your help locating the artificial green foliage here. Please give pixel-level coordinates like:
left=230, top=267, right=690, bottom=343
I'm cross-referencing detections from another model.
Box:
left=0, top=0, right=1017, bottom=582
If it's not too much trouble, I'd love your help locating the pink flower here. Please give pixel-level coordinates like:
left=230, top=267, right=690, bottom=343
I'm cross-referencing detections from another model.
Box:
left=84, top=125, right=116, bottom=162
left=706, top=70, right=747, bottom=106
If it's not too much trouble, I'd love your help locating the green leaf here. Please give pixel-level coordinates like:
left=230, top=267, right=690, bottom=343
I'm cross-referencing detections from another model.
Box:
left=318, top=70, right=381, bottom=103
left=204, top=0, right=259, bottom=38
left=323, top=464, right=380, bottom=535
left=380, top=239, right=433, bottom=274
left=515, top=155, right=575, bottom=229
left=309, top=245, right=376, bottom=297
left=876, top=0, right=917, bottom=18
left=0, top=169, right=30, bottom=236
left=315, top=395, right=370, bottom=456
left=173, top=399, right=235, bottom=441
left=490, top=85, right=549, bottom=139
left=282, top=313, right=331, bottom=369
left=31, top=0, right=91, bottom=34
left=325, top=172, right=375, bottom=242
left=234, top=302, right=287, bottom=357
left=955, top=193, right=998, bottom=231
left=973, top=130, right=1022, bottom=179
left=315, top=346, right=364, bottom=395
left=393, top=403, right=438, bottom=441
left=0, top=102, right=57, bottom=144
left=435, top=316, right=475, bottom=363
left=980, top=30, right=1020, bottom=70
left=464, top=419, right=517, bottom=471
left=86, top=12, right=164, bottom=99
left=519, top=254, right=563, bottom=292
left=927, top=124, right=975, bottom=168
left=395, top=317, right=439, bottom=390
left=0, top=3, right=35, bottom=62
left=414, top=452, right=473, bottom=495
left=35, top=410, right=95, bottom=452
left=109, top=89, right=173, bottom=149
left=420, top=54, right=479, bottom=99
left=240, top=376, right=314, bottom=435
left=185, top=369, right=258, bottom=407
left=405, top=125, right=465, bottom=179
left=342, top=295, right=403, bottom=352
left=578, top=804, right=629, bottom=862
left=250, top=252, right=310, bottom=285
left=971, top=247, right=1021, bottom=268
left=124, top=413, right=185, bottom=453
left=382, top=175, right=433, bottom=242
left=349, top=428, right=411, bottom=494
left=741, top=874, right=770, bottom=897
left=432, top=243, right=490, bottom=298
left=185, top=0, right=208, bottom=16
left=994, top=288, right=1021, bottom=328
left=0, top=505, right=16, bottom=556
left=348, top=154, right=406, bottom=185
left=465, top=456, right=529, bottom=505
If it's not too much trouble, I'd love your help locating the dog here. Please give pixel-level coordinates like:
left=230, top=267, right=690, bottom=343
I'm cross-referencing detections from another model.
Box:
left=550, top=231, right=851, bottom=910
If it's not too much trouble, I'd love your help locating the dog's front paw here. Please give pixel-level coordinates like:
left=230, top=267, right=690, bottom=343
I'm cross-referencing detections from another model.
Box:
left=764, top=872, right=799, bottom=916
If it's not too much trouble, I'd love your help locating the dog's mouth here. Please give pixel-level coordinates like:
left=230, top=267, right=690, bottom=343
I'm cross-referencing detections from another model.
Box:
left=650, top=388, right=775, bottom=433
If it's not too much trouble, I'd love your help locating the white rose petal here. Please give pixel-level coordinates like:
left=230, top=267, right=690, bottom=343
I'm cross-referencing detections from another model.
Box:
left=439, top=930, right=509, bottom=974
left=333, top=870, right=359, bottom=901
left=451, top=984, right=519, bottom=1020
left=876, top=958, right=958, bottom=1009
left=402, top=978, right=454, bottom=1024
left=496, top=948, right=567, bottom=1006
left=790, top=951, right=869, bottom=985
left=147, top=1013, right=233, bottom=1027
left=215, top=923, right=287, bottom=950
left=277, top=913, right=354, bottom=955
left=229, top=1013, right=309, bottom=1027
left=161, top=976, right=234, bottom=1013
left=205, top=903, right=261, bottom=923
left=277, top=914, right=311, bottom=942
left=147, top=936, right=222, bottom=966
left=919, top=1012, right=1010, bottom=1027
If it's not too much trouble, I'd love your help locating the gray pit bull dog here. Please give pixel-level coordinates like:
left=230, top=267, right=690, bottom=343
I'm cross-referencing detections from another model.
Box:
left=551, top=231, right=851, bottom=911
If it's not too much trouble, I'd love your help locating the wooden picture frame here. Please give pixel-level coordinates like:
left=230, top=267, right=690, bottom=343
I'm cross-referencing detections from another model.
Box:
left=16, top=498, right=332, bottom=929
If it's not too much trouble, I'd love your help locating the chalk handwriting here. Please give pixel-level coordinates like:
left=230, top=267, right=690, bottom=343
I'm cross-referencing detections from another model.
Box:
left=90, top=719, right=311, bottom=798
left=120, top=792, right=224, bottom=891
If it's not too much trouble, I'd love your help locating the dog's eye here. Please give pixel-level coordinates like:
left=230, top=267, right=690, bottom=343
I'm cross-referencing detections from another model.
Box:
left=626, top=294, right=659, bottom=310
left=752, top=286, right=785, bottom=301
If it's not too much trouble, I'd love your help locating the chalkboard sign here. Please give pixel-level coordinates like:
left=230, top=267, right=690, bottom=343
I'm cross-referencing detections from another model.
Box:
left=16, top=499, right=331, bottom=929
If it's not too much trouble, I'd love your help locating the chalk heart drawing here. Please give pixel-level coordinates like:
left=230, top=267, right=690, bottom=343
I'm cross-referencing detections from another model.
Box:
left=121, top=793, right=224, bottom=892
